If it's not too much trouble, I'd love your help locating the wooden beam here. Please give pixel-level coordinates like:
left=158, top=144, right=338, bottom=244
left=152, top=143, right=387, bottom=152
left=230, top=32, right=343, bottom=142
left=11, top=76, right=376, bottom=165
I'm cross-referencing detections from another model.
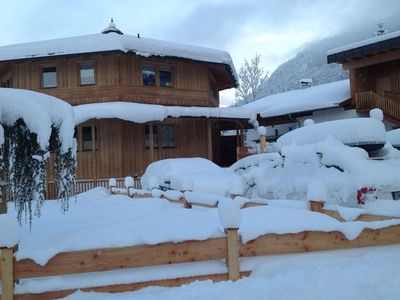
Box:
left=207, top=120, right=213, bottom=161
left=14, top=237, right=227, bottom=280
left=309, top=200, right=325, bottom=213
left=239, top=225, right=400, bottom=257
left=91, top=120, right=97, bottom=184
left=1, top=248, right=14, bottom=300
left=322, top=209, right=399, bottom=222
left=14, top=272, right=251, bottom=300
left=226, top=229, right=240, bottom=281
left=342, top=49, right=400, bottom=70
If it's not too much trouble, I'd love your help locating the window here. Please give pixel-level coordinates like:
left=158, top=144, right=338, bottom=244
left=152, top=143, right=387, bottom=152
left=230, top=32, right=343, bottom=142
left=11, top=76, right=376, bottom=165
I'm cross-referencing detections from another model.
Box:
left=145, top=124, right=175, bottom=149
left=160, top=66, right=173, bottom=87
left=82, top=126, right=93, bottom=151
left=145, top=125, right=159, bottom=148
left=142, top=64, right=155, bottom=86
left=42, top=67, right=57, bottom=88
left=79, top=63, right=95, bottom=85
left=161, top=125, right=175, bottom=148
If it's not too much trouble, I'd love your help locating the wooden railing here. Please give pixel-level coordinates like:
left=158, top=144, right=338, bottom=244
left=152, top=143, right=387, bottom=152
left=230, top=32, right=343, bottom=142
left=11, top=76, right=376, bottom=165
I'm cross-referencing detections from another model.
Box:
left=46, top=177, right=142, bottom=199
left=356, top=91, right=400, bottom=122
left=2, top=223, right=400, bottom=299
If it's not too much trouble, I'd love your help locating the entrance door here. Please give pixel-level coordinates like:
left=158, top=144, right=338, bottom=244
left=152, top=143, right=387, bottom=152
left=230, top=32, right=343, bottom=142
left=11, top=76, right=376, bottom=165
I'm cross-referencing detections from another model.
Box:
left=376, top=75, right=392, bottom=96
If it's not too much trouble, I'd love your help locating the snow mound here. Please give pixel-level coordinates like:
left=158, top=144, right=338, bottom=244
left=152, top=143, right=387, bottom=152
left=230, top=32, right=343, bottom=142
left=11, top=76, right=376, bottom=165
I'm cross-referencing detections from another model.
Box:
left=307, top=181, right=327, bottom=202
left=387, top=128, right=400, bottom=147
left=218, top=198, right=241, bottom=229
left=0, top=213, right=19, bottom=248
left=276, top=118, right=386, bottom=150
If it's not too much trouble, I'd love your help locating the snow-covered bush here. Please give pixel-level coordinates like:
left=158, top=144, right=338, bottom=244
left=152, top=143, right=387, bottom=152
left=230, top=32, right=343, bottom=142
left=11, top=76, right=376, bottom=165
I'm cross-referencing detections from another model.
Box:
left=0, top=88, right=76, bottom=223
left=124, top=176, right=135, bottom=189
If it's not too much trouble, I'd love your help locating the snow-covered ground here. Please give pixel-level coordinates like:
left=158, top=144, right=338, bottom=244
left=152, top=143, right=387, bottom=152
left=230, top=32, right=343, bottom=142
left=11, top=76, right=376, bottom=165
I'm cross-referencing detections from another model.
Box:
left=64, top=244, right=400, bottom=300
left=3, top=187, right=400, bottom=296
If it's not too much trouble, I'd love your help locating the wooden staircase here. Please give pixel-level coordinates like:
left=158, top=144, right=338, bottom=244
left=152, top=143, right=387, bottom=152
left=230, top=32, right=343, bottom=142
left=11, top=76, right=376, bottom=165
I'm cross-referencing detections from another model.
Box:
left=356, top=91, right=400, bottom=125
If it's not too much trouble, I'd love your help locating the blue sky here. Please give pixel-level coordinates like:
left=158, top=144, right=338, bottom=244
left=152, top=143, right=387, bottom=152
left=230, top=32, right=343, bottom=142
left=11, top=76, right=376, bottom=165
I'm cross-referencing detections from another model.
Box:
left=2, top=0, right=398, bottom=105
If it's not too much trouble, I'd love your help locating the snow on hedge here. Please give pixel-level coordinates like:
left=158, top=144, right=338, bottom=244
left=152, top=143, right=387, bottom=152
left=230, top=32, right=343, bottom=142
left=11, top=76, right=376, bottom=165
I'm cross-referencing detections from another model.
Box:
left=74, top=101, right=254, bottom=125
left=276, top=118, right=386, bottom=150
left=0, top=32, right=238, bottom=82
left=0, top=88, right=75, bottom=152
left=243, top=80, right=349, bottom=117
left=141, top=158, right=244, bottom=196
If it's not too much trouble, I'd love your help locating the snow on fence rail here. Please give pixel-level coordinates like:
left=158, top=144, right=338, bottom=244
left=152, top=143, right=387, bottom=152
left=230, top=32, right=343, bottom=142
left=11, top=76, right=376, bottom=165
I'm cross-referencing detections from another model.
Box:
left=2, top=221, right=400, bottom=299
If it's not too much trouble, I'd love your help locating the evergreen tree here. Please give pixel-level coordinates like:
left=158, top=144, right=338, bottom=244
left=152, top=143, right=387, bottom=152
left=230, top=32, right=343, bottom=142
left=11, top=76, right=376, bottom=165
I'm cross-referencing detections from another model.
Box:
left=235, top=55, right=268, bottom=106
left=375, top=22, right=387, bottom=36
left=0, top=119, right=76, bottom=225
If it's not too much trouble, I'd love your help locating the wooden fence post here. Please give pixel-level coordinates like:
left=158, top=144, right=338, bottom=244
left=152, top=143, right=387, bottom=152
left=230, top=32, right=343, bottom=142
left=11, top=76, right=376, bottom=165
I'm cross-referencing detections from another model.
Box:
left=1, top=247, right=14, bottom=300
left=225, top=228, right=240, bottom=281
left=309, top=200, right=325, bottom=213
left=259, top=135, right=266, bottom=153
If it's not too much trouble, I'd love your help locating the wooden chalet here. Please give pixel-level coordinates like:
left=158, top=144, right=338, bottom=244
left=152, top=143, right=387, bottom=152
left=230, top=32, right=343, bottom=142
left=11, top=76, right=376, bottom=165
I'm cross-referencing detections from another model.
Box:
left=328, top=30, right=400, bottom=126
left=0, top=20, right=253, bottom=189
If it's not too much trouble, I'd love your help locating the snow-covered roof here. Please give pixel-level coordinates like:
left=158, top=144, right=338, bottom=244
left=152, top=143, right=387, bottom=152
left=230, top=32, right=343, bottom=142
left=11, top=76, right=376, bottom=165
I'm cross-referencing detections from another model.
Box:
left=328, top=30, right=400, bottom=56
left=74, top=101, right=255, bottom=125
left=243, top=80, right=350, bottom=118
left=0, top=32, right=237, bottom=83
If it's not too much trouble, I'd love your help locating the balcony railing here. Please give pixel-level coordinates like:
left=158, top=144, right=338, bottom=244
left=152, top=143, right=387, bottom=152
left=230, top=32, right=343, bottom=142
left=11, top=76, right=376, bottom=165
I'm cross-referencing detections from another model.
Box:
left=355, top=91, right=400, bottom=122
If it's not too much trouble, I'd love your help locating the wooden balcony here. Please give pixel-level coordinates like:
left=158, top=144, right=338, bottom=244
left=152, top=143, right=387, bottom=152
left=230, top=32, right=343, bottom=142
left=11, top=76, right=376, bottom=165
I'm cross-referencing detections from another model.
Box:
left=355, top=91, right=400, bottom=124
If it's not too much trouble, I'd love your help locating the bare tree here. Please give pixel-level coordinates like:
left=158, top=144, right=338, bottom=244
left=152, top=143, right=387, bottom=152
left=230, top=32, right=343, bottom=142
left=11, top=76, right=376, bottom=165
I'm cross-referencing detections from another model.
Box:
left=235, top=54, right=268, bottom=105
left=375, top=22, right=387, bottom=36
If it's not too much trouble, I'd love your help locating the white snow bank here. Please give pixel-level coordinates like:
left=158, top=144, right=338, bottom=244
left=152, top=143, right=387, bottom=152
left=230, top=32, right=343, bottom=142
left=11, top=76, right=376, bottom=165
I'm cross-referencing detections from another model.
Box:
left=218, top=198, right=241, bottom=229
left=276, top=118, right=386, bottom=149
left=243, top=80, right=349, bottom=117
left=74, top=101, right=254, bottom=125
left=141, top=158, right=244, bottom=196
left=0, top=88, right=75, bottom=152
left=0, top=213, right=19, bottom=248
left=0, top=32, right=238, bottom=82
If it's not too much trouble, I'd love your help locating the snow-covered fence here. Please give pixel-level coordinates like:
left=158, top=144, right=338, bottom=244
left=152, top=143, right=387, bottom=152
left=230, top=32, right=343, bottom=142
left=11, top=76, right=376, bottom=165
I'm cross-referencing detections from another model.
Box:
left=2, top=223, right=400, bottom=299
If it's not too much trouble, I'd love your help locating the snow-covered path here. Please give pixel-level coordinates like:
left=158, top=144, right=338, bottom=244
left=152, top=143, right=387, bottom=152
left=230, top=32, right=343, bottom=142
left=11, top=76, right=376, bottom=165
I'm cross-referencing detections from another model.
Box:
left=63, top=244, right=400, bottom=300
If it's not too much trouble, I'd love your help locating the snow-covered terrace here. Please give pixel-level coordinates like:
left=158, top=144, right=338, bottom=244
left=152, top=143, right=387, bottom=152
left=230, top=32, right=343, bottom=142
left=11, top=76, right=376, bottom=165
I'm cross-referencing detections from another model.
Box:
left=74, top=101, right=256, bottom=125
left=0, top=31, right=238, bottom=83
left=243, top=80, right=350, bottom=118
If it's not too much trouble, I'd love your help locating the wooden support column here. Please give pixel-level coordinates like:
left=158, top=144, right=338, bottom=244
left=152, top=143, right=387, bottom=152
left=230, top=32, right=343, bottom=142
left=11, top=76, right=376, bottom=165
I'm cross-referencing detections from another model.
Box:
left=259, top=135, right=266, bottom=153
left=91, top=120, right=97, bottom=185
left=309, top=200, right=325, bottom=213
left=1, top=247, right=14, bottom=300
left=149, top=123, right=155, bottom=163
left=226, top=228, right=240, bottom=281
left=207, top=120, right=213, bottom=161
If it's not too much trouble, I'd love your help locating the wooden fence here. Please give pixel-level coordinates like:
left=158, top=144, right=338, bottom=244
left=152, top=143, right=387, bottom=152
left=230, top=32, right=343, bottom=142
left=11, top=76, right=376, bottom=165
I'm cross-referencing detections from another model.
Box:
left=356, top=91, right=400, bottom=121
left=1, top=201, right=400, bottom=299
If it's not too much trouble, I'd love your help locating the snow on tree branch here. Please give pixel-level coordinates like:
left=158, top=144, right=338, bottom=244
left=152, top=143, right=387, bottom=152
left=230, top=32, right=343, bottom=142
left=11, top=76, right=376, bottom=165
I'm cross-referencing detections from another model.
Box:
left=235, top=54, right=268, bottom=106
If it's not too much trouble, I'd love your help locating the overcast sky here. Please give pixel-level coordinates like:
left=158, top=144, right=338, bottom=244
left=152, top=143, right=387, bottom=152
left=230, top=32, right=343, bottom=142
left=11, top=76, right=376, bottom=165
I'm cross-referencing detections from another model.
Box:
left=2, top=0, right=398, bottom=105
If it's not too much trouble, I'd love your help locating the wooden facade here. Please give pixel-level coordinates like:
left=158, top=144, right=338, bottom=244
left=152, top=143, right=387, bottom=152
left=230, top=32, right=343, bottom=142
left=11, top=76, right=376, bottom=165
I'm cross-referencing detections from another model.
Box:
left=328, top=36, right=400, bottom=125
left=0, top=32, right=240, bottom=182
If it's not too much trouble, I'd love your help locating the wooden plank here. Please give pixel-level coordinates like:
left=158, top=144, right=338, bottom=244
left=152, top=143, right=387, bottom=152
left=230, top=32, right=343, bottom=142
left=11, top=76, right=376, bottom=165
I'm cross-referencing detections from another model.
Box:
left=14, top=271, right=251, bottom=300
left=226, top=229, right=240, bottom=281
left=14, top=237, right=227, bottom=280
left=1, top=248, right=14, bottom=300
left=322, top=209, right=399, bottom=222
left=239, top=225, right=400, bottom=257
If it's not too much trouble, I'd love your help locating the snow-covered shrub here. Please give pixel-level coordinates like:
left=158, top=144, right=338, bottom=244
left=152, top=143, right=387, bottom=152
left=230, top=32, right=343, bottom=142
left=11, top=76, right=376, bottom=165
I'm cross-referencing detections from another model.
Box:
left=303, top=119, right=315, bottom=127
left=218, top=198, right=241, bottom=229
left=108, top=178, right=117, bottom=187
left=147, top=176, right=159, bottom=190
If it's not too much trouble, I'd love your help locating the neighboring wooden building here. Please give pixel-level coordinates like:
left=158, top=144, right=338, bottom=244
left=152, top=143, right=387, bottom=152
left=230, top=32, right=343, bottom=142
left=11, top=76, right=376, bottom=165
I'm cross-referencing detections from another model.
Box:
left=328, top=30, right=400, bottom=126
left=0, top=21, right=253, bottom=186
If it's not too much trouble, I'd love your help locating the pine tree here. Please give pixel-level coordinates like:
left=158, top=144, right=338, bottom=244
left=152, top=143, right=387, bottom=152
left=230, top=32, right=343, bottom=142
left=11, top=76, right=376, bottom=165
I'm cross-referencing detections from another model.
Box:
left=375, top=22, right=387, bottom=36
left=235, top=55, right=269, bottom=106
